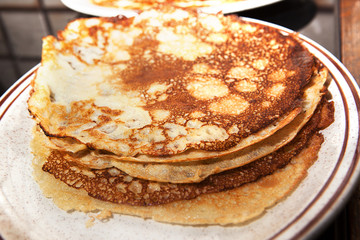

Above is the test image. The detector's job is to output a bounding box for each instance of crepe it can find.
[42,105,300,163]
[32,98,334,207]
[31,108,332,224]
[36,66,329,183]
[28,6,335,226]
[33,135,323,226]
[28,6,315,159]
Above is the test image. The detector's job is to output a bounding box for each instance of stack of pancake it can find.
[28,6,334,225]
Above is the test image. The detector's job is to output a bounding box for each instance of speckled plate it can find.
[0,19,360,240]
[60,0,283,17]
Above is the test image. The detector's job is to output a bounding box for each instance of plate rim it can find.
[247,17,360,240]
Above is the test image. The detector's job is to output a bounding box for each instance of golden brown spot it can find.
[228,124,239,134]
[209,95,249,115]
[267,83,286,98]
[234,80,257,92]
[192,63,210,74]
[190,111,205,118]
[186,76,229,100]
[262,101,271,108]
[147,182,161,193]
[158,33,213,61]
[227,66,257,79]
[241,24,257,33]
[268,70,286,82]
[128,181,143,194]
[253,59,269,70]
[116,183,127,193]
[199,15,224,31]
[147,83,171,99]
[192,63,220,74]
[207,33,228,44]
[151,109,170,121]
[123,175,133,182]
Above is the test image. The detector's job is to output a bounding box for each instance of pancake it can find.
[36,65,329,183]
[28,7,315,159]
[32,134,323,225]
[31,98,334,224]
[28,6,335,226]
[42,105,300,163]
[32,134,324,225]
[32,98,334,206]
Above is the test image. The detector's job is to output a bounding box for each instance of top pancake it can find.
[28,6,315,157]
[36,66,328,183]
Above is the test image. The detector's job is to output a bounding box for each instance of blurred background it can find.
[0,0,345,239]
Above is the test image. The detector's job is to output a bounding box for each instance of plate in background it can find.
[60,0,283,17]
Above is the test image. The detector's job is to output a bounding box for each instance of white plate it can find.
[60,0,283,17]
[0,19,360,240]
